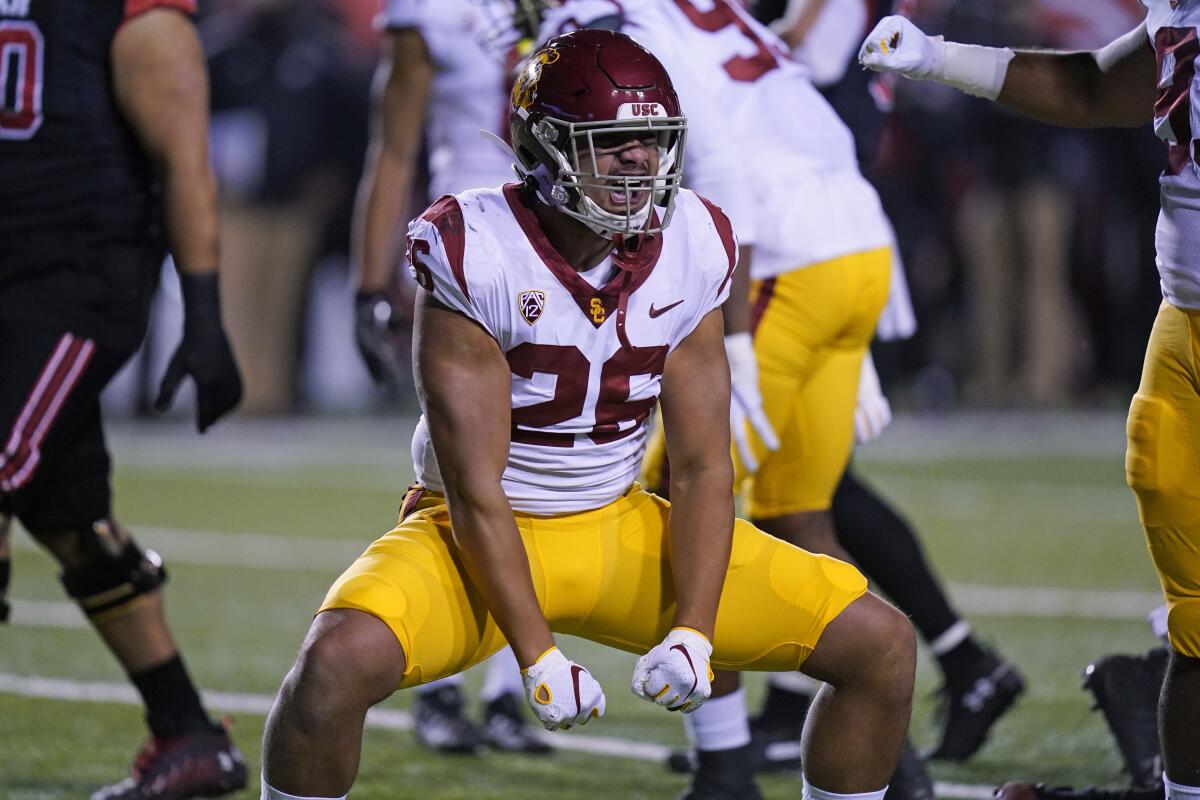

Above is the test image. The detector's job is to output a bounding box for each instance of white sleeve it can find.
[674,71,760,247]
[378,0,423,31]
[406,200,501,342]
[788,0,868,87]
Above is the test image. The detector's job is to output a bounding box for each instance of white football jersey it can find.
[539,0,894,279]
[381,0,515,197]
[407,186,737,514]
[1145,0,1200,310]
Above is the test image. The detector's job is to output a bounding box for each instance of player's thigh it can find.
[319,506,509,690]
[574,492,868,670]
[1126,302,1200,657]
[749,347,863,518]
[0,321,130,527]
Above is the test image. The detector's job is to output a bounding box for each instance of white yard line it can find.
[11,523,1163,623]
[0,671,994,798]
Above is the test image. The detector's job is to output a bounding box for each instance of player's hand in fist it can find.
[858,15,945,81]
[631,628,713,714]
[521,647,606,731]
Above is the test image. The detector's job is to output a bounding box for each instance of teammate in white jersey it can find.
[260,30,915,800]
[862,5,1200,799]
[349,0,545,758]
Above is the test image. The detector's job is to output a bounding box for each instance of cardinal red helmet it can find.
[508,29,687,238]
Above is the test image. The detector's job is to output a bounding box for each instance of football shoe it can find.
[414,685,486,754]
[482,692,553,754]
[884,742,935,800]
[678,745,765,800]
[925,648,1025,761]
[995,782,1164,800]
[91,722,247,800]
[1082,647,1167,788]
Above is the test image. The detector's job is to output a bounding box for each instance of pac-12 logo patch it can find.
[518,290,546,324]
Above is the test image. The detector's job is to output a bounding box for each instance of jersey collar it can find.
[503,183,663,329]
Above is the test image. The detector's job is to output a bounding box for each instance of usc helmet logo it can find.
[512,47,561,111]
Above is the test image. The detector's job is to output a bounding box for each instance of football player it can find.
[0,1,245,798]
[260,30,916,800]
[862,5,1200,800]
[350,0,547,757]
[729,0,1026,773]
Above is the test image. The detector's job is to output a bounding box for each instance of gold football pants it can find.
[319,484,867,689]
[1126,301,1200,658]
[643,247,891,518]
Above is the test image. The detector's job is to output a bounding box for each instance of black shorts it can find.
[0,319,136,532]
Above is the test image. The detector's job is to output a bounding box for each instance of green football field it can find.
[0,413,1165,799]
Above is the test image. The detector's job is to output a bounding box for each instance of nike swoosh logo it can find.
[670,644,699,704]
[648,299,684,319]
[570,665,585,714]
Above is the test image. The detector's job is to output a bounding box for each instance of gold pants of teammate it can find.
[1126,301,1200,658]
[644,248,892,518]
[319,485,867,689]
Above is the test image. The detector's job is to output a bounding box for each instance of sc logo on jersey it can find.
[518,290,546,325]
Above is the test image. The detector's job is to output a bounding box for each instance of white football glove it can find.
[521,647,606,731]
[854,353,892,444]
[858,15,945,81]
[726,333,780,473]
[631,628,714,714]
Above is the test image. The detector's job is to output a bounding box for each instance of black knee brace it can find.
[56,518,167,622]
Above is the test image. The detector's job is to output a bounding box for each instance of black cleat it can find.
[926,650,1024,761]
[747,720,804,773]
[91,723,247,800]
[1082,647,1166,788]
[666,748,698,774]
[482,692,553,754]
[884,741,935,800]
[413,685,485,755]
[995,782,1164,800]
[678,745,765,800]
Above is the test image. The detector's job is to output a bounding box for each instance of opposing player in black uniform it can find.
[0,1,246,798]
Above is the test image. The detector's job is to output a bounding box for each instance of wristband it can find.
[935,38,1015,101]
[179,271,222,327]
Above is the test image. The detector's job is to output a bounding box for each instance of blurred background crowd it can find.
[110,0,1165,418]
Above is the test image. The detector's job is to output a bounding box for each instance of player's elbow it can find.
[668,451,734,498]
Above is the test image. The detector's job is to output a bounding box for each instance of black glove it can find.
[355,290,406,392]
[155,272,243,433]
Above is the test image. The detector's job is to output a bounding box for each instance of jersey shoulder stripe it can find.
[694,193,738,294]
[421,195,470,301]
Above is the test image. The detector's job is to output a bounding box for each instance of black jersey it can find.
[0,0,195,346]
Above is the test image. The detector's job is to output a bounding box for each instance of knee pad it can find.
[54,518,167,622]
[1126,394,1200,527]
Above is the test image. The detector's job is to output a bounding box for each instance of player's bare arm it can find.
[860,17,1156,129]
[112,8,217,274]
[658,308,736,640]
[997,25,1156,129]
[354,29,435,295]
[113,7,241,432]
[413,292,555,669]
